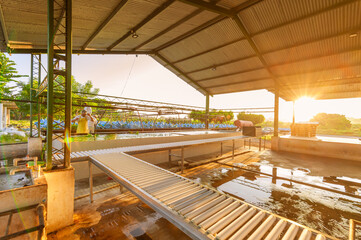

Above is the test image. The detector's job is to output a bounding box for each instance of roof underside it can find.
[1,0,361,101]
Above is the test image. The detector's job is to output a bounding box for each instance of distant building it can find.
[0,101,18,130]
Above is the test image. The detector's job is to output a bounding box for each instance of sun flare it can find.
[294,97,318,122]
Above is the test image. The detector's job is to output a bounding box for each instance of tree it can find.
[12,76,100,120]
[237,112,265,125]
[0,53,25,98]
[311,113,351,130]
[189,110,234,123]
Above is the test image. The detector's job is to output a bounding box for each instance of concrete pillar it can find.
[292,100,295,125]
[273,85,279,137]
[44,167,75,233]
[272,84,280,151]
[205,94,210,129]
[28,137,43,159]
[6,108,10,125]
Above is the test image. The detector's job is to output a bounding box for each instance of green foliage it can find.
[0,53,25,97]
[237,112,265,125]
[189,110,234,123]
[0,132,28,144]
[311,113,351,130]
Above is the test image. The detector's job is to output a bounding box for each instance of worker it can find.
[71,110,95,134]
[83,103,96,134]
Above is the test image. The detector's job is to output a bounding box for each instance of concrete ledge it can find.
[277,136,361,162]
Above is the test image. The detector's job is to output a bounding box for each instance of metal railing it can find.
[0,204,45,240]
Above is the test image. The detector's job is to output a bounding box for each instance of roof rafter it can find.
[107,0,175,51]
[186,25,361,75]
[194,46,361,83]
[203,77,271,89]
[173,37,244,64]
[232,16,278,83]
[177,0,233,17]
[155,15,225,52]
[132,8,203,51]
[196,66,265,82]
[8,48,152,55]
[154,53,210,96]
[82,0,128,50]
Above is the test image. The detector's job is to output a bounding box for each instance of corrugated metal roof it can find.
[2,0,361,100]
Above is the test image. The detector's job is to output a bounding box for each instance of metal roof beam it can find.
[7,48,152,55]
[187,26,361,75]
[107,0,175,50]
[203,77,271,88]
[0,3,8,49]
[82,0,128,50]
[196,66,265,82]
[155,15,225,52]
[232,15,278,83]
[132,9,203,51]
[173,37,244,64]
[187,54,258,74]
[177,0,233,17]
[154,53,210,96]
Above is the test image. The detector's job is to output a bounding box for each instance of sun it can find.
[294,97,318,122]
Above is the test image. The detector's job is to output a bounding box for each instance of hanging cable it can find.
[120,55,137,96]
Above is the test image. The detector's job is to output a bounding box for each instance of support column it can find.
[30,54,34,137]
[64,0,72,168]
[205,93,209,129]
[37,55,42,136]
[274,84,279,137]
[46,0,54,170]
[292,100,295,125]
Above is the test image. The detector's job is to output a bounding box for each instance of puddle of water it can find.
[215,161,361,240]
[0,170,32,191]
[75,196,191,240]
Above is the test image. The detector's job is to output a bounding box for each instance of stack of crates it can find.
[291,122,318,137]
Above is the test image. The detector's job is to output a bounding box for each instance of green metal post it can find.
[274,84,279,137]
[205,93,209,129]
[46,0,54,170]
[37,55,41,137]
[29,54,34,137]
[64,0,72,168]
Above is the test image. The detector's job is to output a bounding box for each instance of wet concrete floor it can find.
[49,149,361,240]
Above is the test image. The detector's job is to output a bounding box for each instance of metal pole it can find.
[205,93,209,129]
[274,84,279,137]
[46,0,54,170]
[168,149,171,168]
[30,54,34,137]
[349,219,355,240]
[64,0,72,168]
[37,55,41,137]
[181,147,184,174]
[89,161,93,203]
[232,139,235,159]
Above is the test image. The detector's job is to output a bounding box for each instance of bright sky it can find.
[7,53,361,122]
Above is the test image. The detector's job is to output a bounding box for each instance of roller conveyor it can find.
[90,152,336,240]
